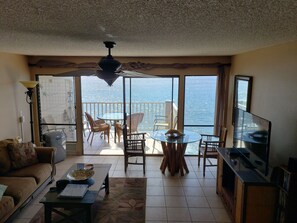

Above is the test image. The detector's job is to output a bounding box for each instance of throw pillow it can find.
[7,142,39,169]
[0,139,18,175]
[0,184,7,201]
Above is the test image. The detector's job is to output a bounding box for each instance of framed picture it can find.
[233,75,253,123]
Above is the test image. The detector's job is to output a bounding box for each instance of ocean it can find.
[81,76,217,126]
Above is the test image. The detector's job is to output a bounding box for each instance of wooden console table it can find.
[216,148,277,223]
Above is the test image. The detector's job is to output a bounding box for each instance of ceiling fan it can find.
[58,41,153,86]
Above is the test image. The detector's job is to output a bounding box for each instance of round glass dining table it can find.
[151,130,201,176]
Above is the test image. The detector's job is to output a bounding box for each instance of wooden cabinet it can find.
[217,148,277,223]
[275,166,297,223]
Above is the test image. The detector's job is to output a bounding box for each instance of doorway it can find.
[81,76,179,155]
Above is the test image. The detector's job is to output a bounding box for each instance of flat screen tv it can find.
[233,108,272,176]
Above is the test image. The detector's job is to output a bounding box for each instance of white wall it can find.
[0,52,31,141]
[228,41,297,167]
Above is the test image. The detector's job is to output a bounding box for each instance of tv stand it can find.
[216,148,277,223]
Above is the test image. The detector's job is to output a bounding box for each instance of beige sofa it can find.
[0,139,56,223]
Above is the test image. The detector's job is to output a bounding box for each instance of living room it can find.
[2,41,296,169]
[1,1,297,222]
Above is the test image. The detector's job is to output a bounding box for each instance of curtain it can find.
[214,65,230,135]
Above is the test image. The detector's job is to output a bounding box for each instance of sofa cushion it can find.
[0,177,37,204]
[7,142,39,169]
[0,139,18,175]
[0,196,15,221]
[0,184,7,200]
[5,163,52,185]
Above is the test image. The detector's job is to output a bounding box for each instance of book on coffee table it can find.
[58,184,88,199]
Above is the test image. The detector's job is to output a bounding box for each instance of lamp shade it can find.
[20,81,38,89]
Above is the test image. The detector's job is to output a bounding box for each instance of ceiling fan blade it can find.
[53,69,97,77]
[118,70,157,78]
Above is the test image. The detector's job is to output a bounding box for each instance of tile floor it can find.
[14,155,232,223]
[83,131,199,156]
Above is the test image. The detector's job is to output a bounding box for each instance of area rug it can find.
[30,177,146,223]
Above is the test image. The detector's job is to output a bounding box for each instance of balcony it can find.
[82,100,186,155]
[82,100,177,131]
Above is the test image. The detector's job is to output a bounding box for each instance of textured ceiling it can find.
[0,0,296,57]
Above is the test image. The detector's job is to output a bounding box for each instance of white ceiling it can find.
[0,0,296,57]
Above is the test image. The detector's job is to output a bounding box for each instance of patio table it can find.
[100,112,124,143]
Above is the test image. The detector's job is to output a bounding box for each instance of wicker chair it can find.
[85,112,110,144]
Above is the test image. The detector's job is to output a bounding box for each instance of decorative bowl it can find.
[165,129,184,139]
[67,169,94,181]
[165,133,182,139]
[84,164,94,170]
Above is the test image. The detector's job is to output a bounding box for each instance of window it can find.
[37,75,76,142]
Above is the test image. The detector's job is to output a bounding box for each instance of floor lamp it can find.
[20,81,38,143]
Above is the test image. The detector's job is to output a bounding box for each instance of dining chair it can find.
[115,113,144,142]
[85,112,111,145]
[198,126,228,177]
[122,124,146,174]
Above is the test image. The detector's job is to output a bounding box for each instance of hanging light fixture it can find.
[96,41,121,86]
[19,81,38,143]
[96,70,119,86]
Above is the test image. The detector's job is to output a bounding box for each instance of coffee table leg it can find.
[44,205,52,223]
[105,174,109,194]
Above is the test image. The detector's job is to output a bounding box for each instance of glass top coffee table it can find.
[40,163,111,223]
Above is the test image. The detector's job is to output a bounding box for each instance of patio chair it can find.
[122,124,146,174]
[85,112,110,145]
[153,115,177,131]
[152,115,177,147]
[198,126,228,177]
[115,113,144,142]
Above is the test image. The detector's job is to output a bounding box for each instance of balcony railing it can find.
[82,101,177,131]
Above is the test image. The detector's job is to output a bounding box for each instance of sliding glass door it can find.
[80,76,179,155]
[81,76,124,155]
[184,75,217,154]
[124,77,179,132]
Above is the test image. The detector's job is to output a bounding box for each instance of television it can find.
[233,108,272,176]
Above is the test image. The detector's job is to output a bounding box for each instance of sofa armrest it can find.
[35,147,56,178]
[35,147,55,163]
